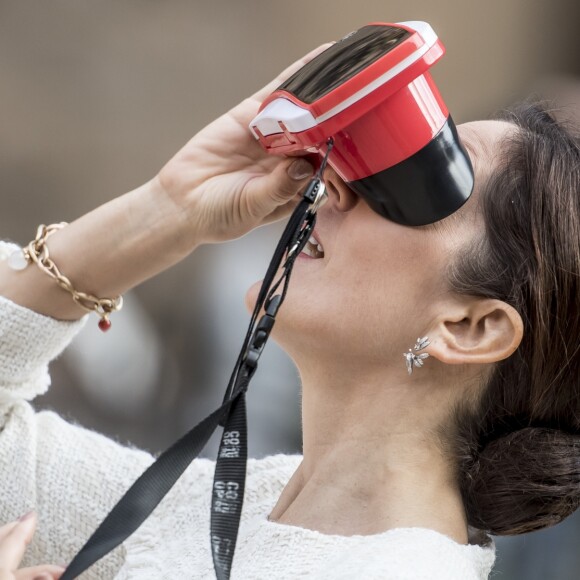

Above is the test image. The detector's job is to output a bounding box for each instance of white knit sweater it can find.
[0,242,495,579]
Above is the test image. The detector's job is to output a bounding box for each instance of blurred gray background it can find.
[1,1,579,578]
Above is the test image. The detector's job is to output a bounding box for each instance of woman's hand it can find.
[156,43,331,246]
[0,513,64,580]
[0,43,332,321]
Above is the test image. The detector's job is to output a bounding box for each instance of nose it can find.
[323,167,359,213]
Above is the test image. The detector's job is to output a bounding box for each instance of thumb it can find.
[244,158,314,219]
[0,512,36,570]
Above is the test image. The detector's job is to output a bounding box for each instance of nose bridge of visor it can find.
[346,116,474,226]
[321,70,474,226]
[325,71,449,184]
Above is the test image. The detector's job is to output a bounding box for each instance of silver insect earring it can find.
[403,336,431,375]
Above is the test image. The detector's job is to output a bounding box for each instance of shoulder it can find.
[247,453,302,478]
[320,528,495,580]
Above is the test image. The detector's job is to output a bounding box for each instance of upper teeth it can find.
[301,235,324,258]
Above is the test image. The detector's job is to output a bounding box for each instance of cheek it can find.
[243,208,451,361]
[327,256,417,338]
[320,230,447,343]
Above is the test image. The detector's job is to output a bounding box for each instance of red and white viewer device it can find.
[250,21,474,226]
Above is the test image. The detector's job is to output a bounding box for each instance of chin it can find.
[244,279,263,314]
[244,280,322,367]
[243,277,300,356]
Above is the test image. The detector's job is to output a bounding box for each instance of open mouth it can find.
[300,234,324,259]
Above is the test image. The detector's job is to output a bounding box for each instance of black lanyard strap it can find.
[211,384,248,580]
[61,142,333,580]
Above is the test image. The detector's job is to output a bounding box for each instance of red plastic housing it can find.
[251,22,449,183]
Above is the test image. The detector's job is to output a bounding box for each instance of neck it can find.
[269,355,468,544]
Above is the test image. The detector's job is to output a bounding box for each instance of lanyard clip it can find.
[302,178,327,215]
[243,295,282,372]
[285,211,316,262]
[308,182,327,215]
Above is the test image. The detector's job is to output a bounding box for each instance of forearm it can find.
[0,177,197,321]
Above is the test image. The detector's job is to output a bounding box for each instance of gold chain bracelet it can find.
[8,223,123,332]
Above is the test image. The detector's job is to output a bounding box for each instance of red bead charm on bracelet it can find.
[17,223,123,333]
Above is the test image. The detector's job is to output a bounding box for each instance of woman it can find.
[0,44,578,578]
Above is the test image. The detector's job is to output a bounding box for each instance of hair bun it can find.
[463,427,580,535]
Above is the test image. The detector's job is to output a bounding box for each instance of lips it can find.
[300,230,324,259]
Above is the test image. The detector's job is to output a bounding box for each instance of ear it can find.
[428,298,524,365]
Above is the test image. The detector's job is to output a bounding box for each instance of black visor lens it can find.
[348,117,474,226]
[278,25,410,104]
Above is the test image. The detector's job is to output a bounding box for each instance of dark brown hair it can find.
[449,102,580,535]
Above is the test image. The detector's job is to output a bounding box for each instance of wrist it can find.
[134,176,202,259]
[0,181,200,322]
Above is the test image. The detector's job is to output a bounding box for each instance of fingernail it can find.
[288,159,313,180]
[33,574,52,580]
[19,510,35,522]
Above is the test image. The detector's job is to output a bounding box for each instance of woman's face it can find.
[249,120,514,367]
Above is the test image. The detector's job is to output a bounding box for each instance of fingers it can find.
[15,564,65,579]
[243,158,314,222]
[0,514,64,580]
[0,512,36,571]
[251,43,333,102]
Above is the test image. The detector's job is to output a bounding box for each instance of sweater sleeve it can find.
[0,242,89,403]
[0,242,155,578]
